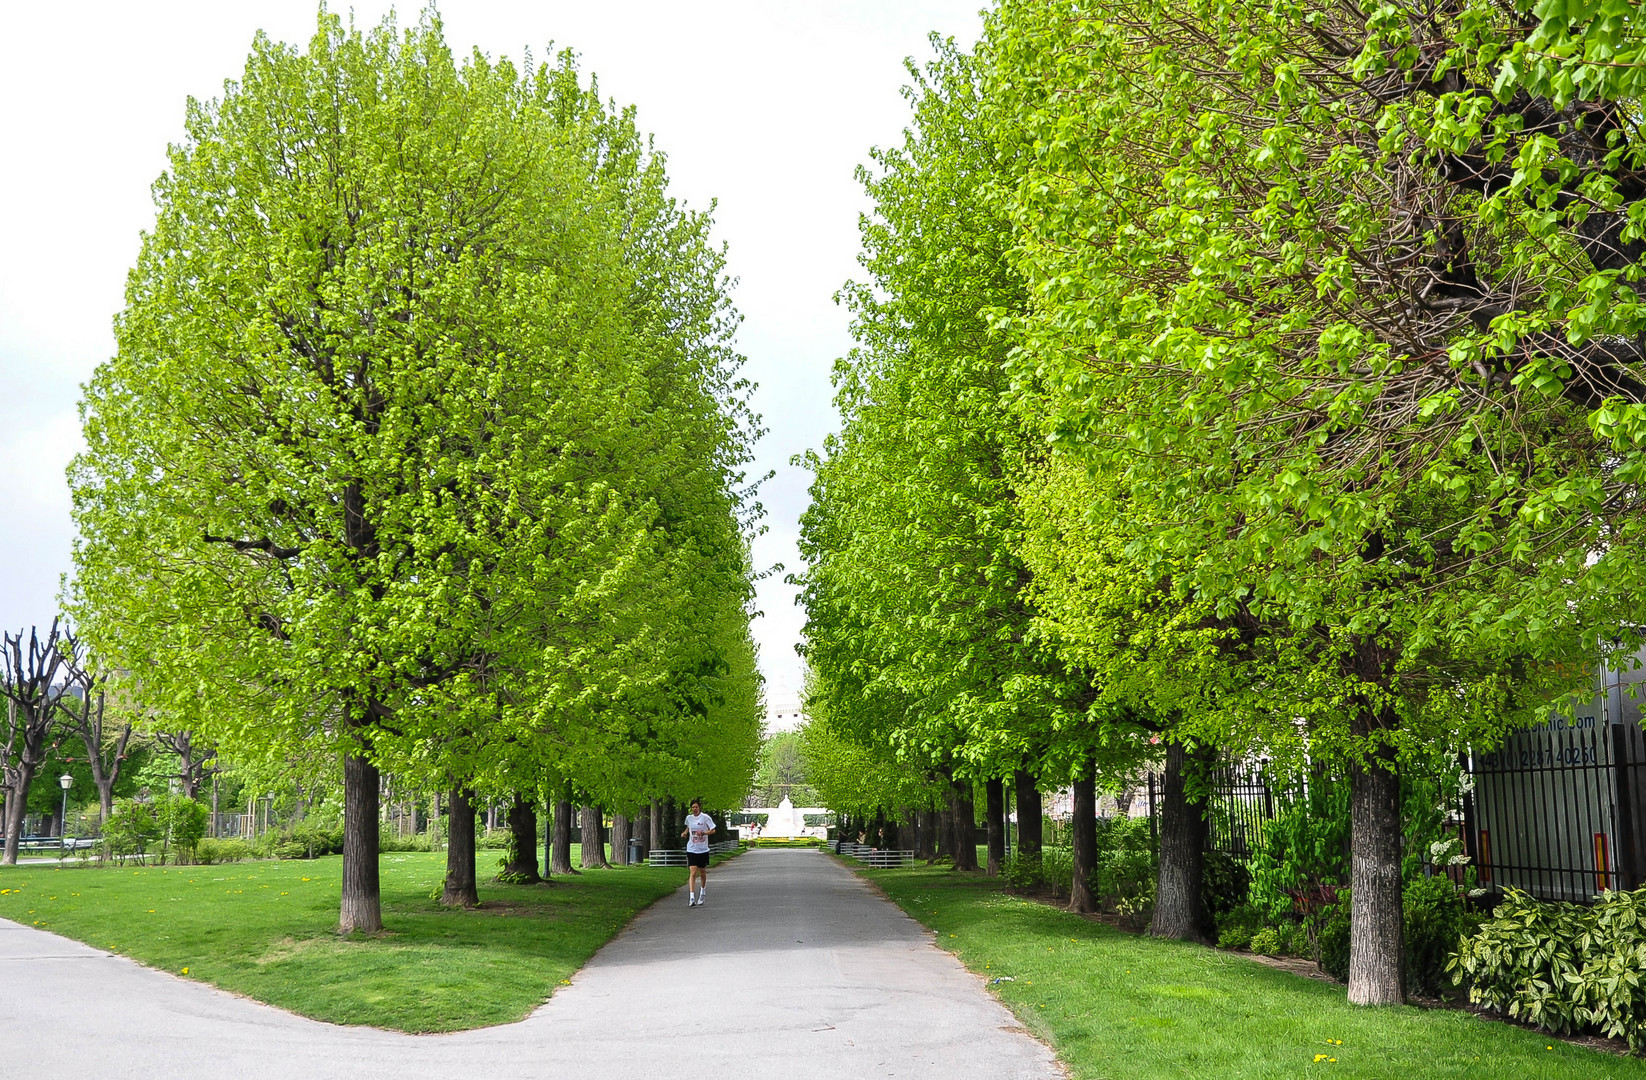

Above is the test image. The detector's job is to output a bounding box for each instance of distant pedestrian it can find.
[682,798,715,906]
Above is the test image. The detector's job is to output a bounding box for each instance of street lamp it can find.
[58,774,73,851]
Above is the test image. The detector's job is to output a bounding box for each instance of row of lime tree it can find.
[797,0,1646,1007]
[48,10,762,930]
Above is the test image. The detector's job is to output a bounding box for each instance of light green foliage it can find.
[797,713,943,819]
[749,730,819,807]
[797,36,1104,814]
[69,8,762,878]
[103,798,160,862]
[986,0,1640,765]
[1453,886,1646,1048]
[158,795,210,862]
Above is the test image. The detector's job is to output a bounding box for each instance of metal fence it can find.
[1463,717,1646,901]
[1182,717,1646,904]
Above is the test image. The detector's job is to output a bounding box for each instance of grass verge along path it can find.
[0,850,688,1032]
[861,864,1643,1079]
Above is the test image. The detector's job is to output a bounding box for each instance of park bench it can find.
[13,836,97,856]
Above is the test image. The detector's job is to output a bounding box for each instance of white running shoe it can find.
[696,890,705,905]
[687,893,695,907]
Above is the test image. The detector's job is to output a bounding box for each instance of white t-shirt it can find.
[684,812,716,854]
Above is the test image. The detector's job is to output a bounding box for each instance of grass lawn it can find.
[0,848,695,1032]
[859,863,1645,1080]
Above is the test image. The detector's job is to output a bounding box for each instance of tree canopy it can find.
[71,8,761,929]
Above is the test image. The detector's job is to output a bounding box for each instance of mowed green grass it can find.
[861,864,1644,1080]
[0,849,688,1032]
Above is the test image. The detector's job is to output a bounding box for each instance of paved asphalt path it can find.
[1,848,1062,1080]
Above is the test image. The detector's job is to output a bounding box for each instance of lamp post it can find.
[58,774,73,851]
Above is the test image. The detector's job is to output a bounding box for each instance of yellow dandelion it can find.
[181,967,190,975]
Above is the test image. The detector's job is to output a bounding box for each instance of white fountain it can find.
[762,795,807,838]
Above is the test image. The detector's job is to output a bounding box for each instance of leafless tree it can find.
[0,621,79,864]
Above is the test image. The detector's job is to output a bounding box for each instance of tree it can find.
[750,731,818,807]
[72,10,719,932]
[985,0,1624,1001]
[55,660,136,825]
[0,622,78,865]
[796,37,1103,888]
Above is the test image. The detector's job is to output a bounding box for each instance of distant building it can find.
[765,701,806,733]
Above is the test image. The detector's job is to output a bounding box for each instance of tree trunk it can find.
[1151,740,1212,941]
[649,798,662,856]
[1014,769,1042,858]
[580,804,610,869]
[1349,711,1405,1005]
[985,777,1006,876]
[634,804,651,859]
[501,795,540,883]
[918,807,938,861]
[610,811,632,866]
[1071,762,1098,913]
[551,796,577,875]
[441,786,479,907]
[542,796,553,876]
[2,758,38,866]
[340,749,383,933]
[949,779,979,871]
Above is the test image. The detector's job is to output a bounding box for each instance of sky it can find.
[0,1,986,718]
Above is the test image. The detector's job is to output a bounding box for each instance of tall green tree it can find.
[984,0,1642,1001]
[72,10,760,931]
[799,38,1114,884]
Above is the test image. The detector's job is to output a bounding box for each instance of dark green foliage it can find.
[288,822,343,858]
[1003,851,1050,893]
[1317,897,1352,981]
[1215,902,1266,951]
[1402,874,1475,997]
[1248,780,1350,921]
[1451,887,1646,1049]
[1090,816,1157,909]
[1201,848,1251,922]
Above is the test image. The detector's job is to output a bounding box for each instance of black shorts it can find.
[686,850,710,868]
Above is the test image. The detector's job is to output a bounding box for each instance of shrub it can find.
[1218,925,1255,951]
[1003,852,1049,892]
[158,795,210,865]
[194,838,249,864]
[380,832,433,853]
[1404,873,1475,997]
[1451,886,1646,1050]
[104,798,162,864]
[1317,897,1351,980]
[1202,849,1251,921]
[1248,781,1350,921]
[289,822,343,858]
[1250,927,1283,956]
[1040,847,1074,900]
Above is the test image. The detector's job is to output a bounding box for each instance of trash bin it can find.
[628,837,644,864]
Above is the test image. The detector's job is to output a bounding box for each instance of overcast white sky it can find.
[0,2,985,715]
